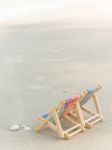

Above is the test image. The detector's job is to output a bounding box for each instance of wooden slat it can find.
[65,124,81,133]
[85,114,100,123]
[81,106,96,116]
[68,128,82,137]
[91,118,102,125]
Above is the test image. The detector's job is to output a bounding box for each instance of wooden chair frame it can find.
[78,85,104,128]
[36,97,85,140]
[81,92,104,128]
[36,85,104,139]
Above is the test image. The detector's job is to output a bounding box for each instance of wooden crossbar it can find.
[81,106,96,116]
[91,118,102,125]
[65,128,83,139]
[64,124,81,133]
[85,114,100,123]
[69,128,83,136]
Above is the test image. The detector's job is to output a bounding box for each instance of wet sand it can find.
[0,23,112,150]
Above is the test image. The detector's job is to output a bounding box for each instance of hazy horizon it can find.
[0,0,112,27]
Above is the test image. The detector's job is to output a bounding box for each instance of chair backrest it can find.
[80,85,102,106]
[80,90,94,106]
[58,96,80,118]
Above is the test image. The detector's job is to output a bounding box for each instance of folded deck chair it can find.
[70,85,104,128]
[36,95,85,140]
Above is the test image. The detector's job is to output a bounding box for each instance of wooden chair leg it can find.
[52,110,64,138]
[75,102,85,131]
[92,94,104,120]
[36,121,48,131]
[36,116,58,132]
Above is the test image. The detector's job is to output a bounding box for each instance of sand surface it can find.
[0,23,112,150]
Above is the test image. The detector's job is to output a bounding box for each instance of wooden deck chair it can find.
[36,96,85,140]
[70,85,104,129]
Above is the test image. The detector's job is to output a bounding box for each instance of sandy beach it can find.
[0,22,112,150]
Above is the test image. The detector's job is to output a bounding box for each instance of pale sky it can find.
[0,0,112,26]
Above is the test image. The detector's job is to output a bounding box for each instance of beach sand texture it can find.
[0,23,112,150]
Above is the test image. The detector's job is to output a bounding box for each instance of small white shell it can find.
[10,124,20,131]
[23,126,31,131]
